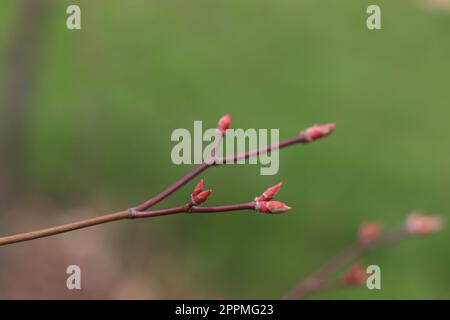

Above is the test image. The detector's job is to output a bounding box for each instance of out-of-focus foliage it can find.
[0,0,449,299]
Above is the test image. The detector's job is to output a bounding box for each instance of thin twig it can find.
[0,202,256,246]
[0,210,130,246]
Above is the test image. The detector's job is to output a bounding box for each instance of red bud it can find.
[302,122,336,141]
[217,114,232,133]
[255,200,291,214]
[358,222,382,243]
[192,189,213,205]
[192,179,204,197]
[257,182,283,201]
[405,212,444,236]
[343,264,367,286]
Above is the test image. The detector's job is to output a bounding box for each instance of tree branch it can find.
[134,120,334,212]
[1,114,327,246]
[0,202,257,246]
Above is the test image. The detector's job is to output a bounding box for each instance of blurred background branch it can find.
[284,212,444,299]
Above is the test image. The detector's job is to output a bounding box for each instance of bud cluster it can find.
[191,179,213,205]
[254,183,291,214]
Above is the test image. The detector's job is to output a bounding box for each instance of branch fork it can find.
[0,114,335,246]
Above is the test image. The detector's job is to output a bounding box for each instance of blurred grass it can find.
[1,0,450,298]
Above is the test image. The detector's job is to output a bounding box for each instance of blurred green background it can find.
[0,0,449,299]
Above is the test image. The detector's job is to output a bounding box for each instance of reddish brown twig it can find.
[0,202,256,246]
[283,211,444,299]
[1,114,327,246]
[0,179,291,246]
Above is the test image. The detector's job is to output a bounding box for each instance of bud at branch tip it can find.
[255,200,291,214]
[217,114,232,133]
[358,222,382,243]
[302,122,336,142]
[343,264,367,286]
[405,211,444,236]
[192,179,204,197]
[257,182,283,201]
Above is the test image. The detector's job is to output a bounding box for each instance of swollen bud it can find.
[405,212,444,236]
[358,222,382,243]
[301,122,336,142]
[192,179,204,197]
[217,114,232,133]
[192,189,213,205]
[343,264,367,286]
[191,179,212,205]
[255,200,291,214]
[256,182,283,201]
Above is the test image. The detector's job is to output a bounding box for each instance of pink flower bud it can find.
[343,264,367,286]
[191,189,213,205]
[405,212,444,236]
[358,222,382,243]
[217,114,232,133]
[301,122,336,141]
[192,179,204,197]
[255,200,291,214]
[256,182,283,201]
